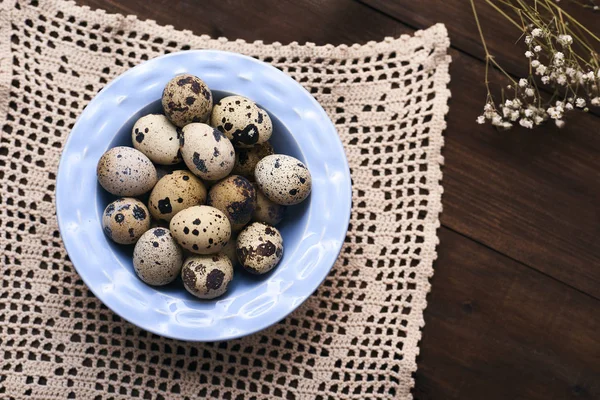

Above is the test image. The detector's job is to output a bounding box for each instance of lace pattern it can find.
[0,1,451,398]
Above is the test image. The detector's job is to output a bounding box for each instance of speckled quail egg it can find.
[232,141,274,179]
[207,175,256,231]
[170,205,231,254]
[210,96,272,148]
[180,123,235,181]
[252,184,286,225]
[133,228,183,286]
[97,146,157,196]
[102,198,151,245]
[236,222,283,275]
[162,74,212,127]
[220,233,238,266]
[131,114,182,165]
[181,254,233,299]
[148,170,207,222]
[255,155,312,205]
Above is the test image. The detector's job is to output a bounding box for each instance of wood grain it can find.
[417,228,600,400]
[78,0,411,45]
[442,51,600,298]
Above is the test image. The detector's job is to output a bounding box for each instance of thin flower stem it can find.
[471,0,491,56]
[490,57,518,84]
[546,1,600,42]
[485,0,524,30]
[474,0,599,129]
[472,0,518,87]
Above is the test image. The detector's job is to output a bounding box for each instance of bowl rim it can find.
[56,49,352,341]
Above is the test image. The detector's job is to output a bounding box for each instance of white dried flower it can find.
[584,71,595,81]
[575,98,586,108]
[491,114,503,126]
[525,51,534,58]
[534,115,545,125]
[531,60,540,68]
[591,97,600,106]
[504,99,514,107]
[524,109,533,117]
[534,45,542,52]
[510,110,520,121]
[525,88,535,97]
[525,35,533,44]
[476,115,486,124]
[518,78,528,87]
[519,119,533,129]
[565,102,574,111]
[553,52,565,66]
[484,103,494,112]
[536,64,547,75]
[555,120,565,128]
[541,76,550,84]
[547,106,563,119]
[558,34,573,47]
[556,75,567,85]
[565,67,576,77]
[531,28,543,37]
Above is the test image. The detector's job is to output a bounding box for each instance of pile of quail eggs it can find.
[97,74,311,300]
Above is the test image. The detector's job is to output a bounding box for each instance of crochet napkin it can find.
[0,1,451,398]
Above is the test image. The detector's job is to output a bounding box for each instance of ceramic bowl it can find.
[56,50,351,341]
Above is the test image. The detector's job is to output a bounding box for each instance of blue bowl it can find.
[56,50,352,341]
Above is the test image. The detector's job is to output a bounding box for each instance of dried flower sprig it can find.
[471,0,600,129]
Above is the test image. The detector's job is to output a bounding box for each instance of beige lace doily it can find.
[0,1,451,398]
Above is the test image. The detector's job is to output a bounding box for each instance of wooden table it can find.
[77,1,600,399]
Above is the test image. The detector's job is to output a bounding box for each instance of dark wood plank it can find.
[361,0,600,87]
[441,50,600,298]
[417,228,600,400]
[78,0,411,45]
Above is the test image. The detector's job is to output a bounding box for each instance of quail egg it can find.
[236,222,283,275]
[170,205,231,254]
[210,96,272,148]
[207,175,256,231]
[162,74,212,127]
[97,146,157,196]
[133,228,183,286]
[132,114,182,165]
[252,184,286,225]
[102,198,151,244]
[180,123,235,181]
[181,253,233,299]
[232,141,274,179]
[148,170,207,222]
[255,155,311,205]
